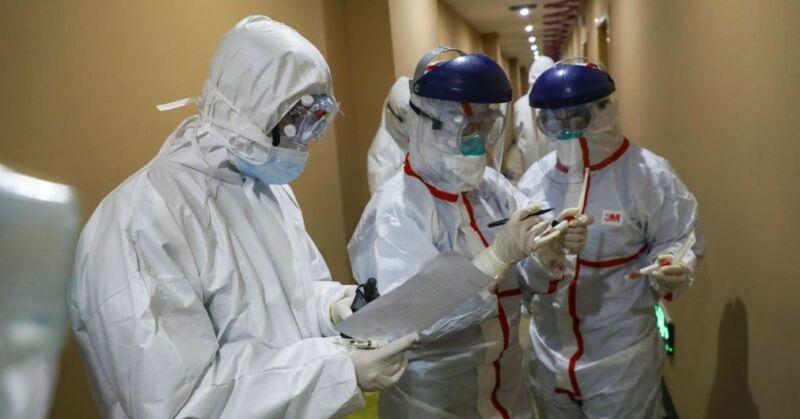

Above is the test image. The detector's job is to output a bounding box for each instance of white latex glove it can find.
[650,254,690,292]
[532,208,593,272]
[330,286,357,326]
[557,208,594,254]
[347,333,418,391]
[472,204,551,280]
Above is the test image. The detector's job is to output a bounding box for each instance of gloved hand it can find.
[650,254,690,292]
[532,208,593,272]
[347,333,418,391]
[330,286,357,326]
[472,204,551,280]
[557,208,593,254]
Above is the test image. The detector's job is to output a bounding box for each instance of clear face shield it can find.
[533,59,623,183]
[410,96,508,192]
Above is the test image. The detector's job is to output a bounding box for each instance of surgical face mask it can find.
[554,139,582,168]
[440,154,486,190]
[233,146,309,185]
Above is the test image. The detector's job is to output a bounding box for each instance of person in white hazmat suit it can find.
[69,16,416,419]
[506,56,555,181]
[348,47,591,419]
[518,61,703,418]
[367,76,412,194]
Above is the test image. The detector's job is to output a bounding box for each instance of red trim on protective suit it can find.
[462,193,510,419]
[403,155,458,202]
[555,138,630,173]
[552,137,638,400]
[497,288,522,298]
[578,246,645,268]
[461,193,490,247]
[547,278,562,294]
[565,261,585,398]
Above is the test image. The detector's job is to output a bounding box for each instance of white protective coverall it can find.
[518,98,703,418]
[508,57,555,180]
[348,104,532,418]
[69,16,364,419]
[1,165,78,419]
[367,76,411,194]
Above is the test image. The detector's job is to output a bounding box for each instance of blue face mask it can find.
[555,130,584,140]
[233,147,309,185]
[460,133,487,156]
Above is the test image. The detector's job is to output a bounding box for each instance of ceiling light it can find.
[519,7,530,16]
[530,45,538,51]
[525,24,534,32]
[528,36,536,43]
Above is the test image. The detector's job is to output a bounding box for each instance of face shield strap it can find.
[410,46,467,94]
[271,125,281,146]
[387,104,404,123]
[409,100,443,130]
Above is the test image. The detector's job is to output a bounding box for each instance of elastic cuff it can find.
[472,247,510,279]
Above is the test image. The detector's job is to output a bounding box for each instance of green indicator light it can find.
[655,304,675,355]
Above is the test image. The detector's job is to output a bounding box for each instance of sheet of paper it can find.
[336,251,494,341]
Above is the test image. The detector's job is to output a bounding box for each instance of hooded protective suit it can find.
[519,85,703,417]
[69,16,364,419]
[508,56,555,180]
[348,49,534,418]
[367,77,411,194]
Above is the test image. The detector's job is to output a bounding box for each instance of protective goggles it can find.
[410,101,505,156]
[272,94,339,146]
[536,104,593,140]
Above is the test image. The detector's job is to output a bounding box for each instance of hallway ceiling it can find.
[442,0,577,66]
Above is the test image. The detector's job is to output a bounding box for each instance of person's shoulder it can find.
[518,152,557,192]
[370,171,436,215]
[513,95,530,114]
[623,142,681,183]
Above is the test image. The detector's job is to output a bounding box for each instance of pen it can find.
[487,207,555,228]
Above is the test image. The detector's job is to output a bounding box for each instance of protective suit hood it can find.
[529,56,555,86]
[167,16,333,162]
[382,76,411,149]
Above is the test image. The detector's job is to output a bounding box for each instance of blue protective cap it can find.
[412,49,512,104]
[529,64,616,109]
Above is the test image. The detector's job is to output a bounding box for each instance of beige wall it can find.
[437,0,483,54]
[324,0,397,237]
[566,0,800,417]
[388,0,439,78]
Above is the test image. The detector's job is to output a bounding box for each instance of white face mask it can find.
[554,139,581,167]
[233,146,309,185]
[439,153,486,191]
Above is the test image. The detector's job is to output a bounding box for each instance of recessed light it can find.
[525,24,534,32]
[519,7,530,16]
[528,36,536,43]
